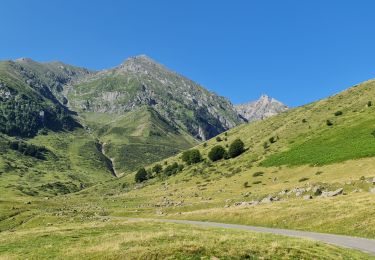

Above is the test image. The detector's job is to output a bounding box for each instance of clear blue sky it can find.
[1,0,375,107]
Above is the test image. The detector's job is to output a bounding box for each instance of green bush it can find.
[163,162,183,176]
[326,120,333,126]
[208,145,227,162]
[228,138,245,158]
[216,136,223,142]
[181,149,202,165]
[367,101,372,107]
[135,168,148,183]
[269,136,277,143]
[152,164,163,174]
[334,111,343,116]
[252,171,264,177]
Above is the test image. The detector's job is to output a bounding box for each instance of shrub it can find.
[203,143,207,147]
[181,149,202,165]
[298,177,309,182]
[326,120,333,126]
[135,168,148,183]
[228,138,245,158]
[334,111,343,116]
[243,181,250,188]
[252,171,264,177]
[302,118,307,123]
[263,142,269,149]
[252,180,262,184]
[152,164,163,174]
[367,101,372,107]
[163,162,183,176]
[216,136,222,142]
[269,136,277,143]
[208,145,226,161]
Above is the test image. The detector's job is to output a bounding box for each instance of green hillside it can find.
[80,106,197,174]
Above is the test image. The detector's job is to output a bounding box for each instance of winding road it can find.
[127,218,375,256]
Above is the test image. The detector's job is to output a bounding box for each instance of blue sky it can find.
[1,0,375,107]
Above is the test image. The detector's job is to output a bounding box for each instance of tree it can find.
[152,164,163,174]
[135,168,148,183]
[163,162,183,176]
[181,149,202,165]
[228,138,245,158]
[208,145,226,161]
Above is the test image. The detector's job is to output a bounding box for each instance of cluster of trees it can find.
[0,94,79,137]
[135,162,184,183]
[208,138,245,161]
[0,97,42,137]
[8,140,48,160]
[135,138,245,183]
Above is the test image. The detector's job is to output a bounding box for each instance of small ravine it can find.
[97,142,117,177]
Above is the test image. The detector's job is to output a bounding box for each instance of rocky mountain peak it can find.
[15,57,36,63]
[118,54,166,74]
[235,95,288,122]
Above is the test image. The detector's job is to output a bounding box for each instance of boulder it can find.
[370,187,375,193]
[261,197,272,204]
[321,188,343,197]
[303,195,313,200]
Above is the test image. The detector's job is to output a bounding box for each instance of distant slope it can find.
[0,129,115,198]
[0,59,89,137]
[67,55,243,141]
[65,55,244,174]
[235,95,288,122]
[81,106,197,173]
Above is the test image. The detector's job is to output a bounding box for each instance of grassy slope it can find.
[80,106,197,174]
[0,129,114,199]
[0,218,372,259]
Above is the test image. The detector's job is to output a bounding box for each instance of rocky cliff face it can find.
[67,55,244,140]
[235,95,288,122]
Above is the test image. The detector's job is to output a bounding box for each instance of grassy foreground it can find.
[0,219,373,259]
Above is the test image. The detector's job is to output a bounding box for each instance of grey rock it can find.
[321,188,343,197]
[235,95,288,122]
[370,187,375,193]
[303,195,313,200]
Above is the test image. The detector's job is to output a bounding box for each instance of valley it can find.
[1,56,375,259]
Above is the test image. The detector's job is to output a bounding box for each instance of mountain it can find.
[63,55,245,173]
[235,94,288,121]
[67,55,243,141]
[0,55,246,193]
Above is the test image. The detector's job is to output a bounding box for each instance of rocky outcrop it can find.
[235,95,288,122]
